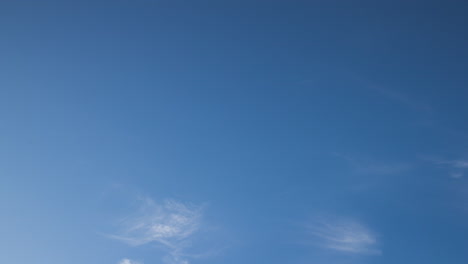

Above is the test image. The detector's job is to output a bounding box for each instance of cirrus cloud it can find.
[306,216,381,255]
[109,197,204,264]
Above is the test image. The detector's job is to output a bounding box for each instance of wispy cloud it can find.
[350,74,432,113]
[119,259,142,264]
[306,216,381,255]
[109,197,204,264]
[431,158,468,179]
[446,160,468,179]
[334,153,411,175]
[449,160,468,169]
[451,172,464,179]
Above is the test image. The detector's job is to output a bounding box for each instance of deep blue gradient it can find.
[1,1,468,264]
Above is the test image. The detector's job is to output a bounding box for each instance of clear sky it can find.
[1,1,468,264]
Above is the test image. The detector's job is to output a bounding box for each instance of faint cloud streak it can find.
[434,158,468,179]
[351,74,432,113]
[334,153,411,175]
[306,216,381,255]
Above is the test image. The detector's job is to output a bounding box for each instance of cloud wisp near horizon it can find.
[109,197,205,264]
[305,216,381,256]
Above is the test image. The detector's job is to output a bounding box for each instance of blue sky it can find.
[1,1,468,263]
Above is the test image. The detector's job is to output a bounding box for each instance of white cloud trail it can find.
[306,216,381,255]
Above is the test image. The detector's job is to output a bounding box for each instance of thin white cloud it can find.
[110,197,204,264]
[350,74,432,113]
[334,153,411,175]
[352,160,410,175]
[432,158,468,179]
[451,160,468,169]
[119,259,142,264]
[306,216,381,255]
